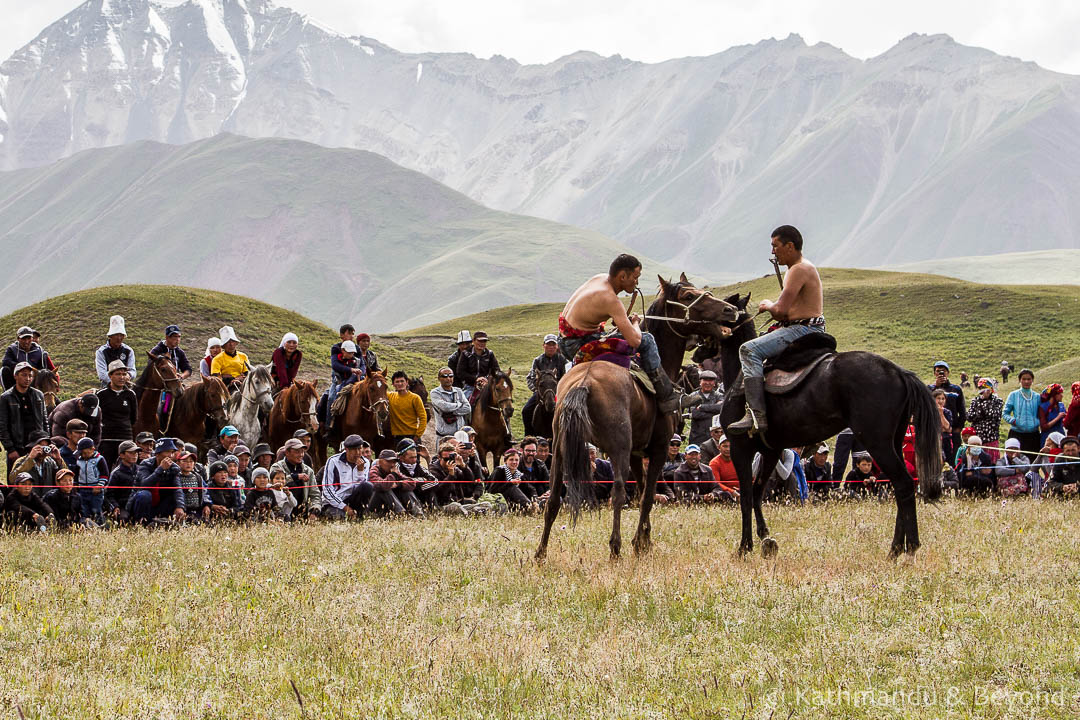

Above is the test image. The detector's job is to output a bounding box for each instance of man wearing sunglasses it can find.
[430,366,471,446]
[428,442,480,505]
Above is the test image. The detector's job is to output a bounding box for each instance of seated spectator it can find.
[270,439,320,518]
[59,419,89,470]
[222,455,244,496]
[953,435,996,495]
[708,435,740,500]
[47,394,101,447]
[208,461,244,521]
[244,468,282,521]
[356,333,381,376]
[967,378,1004,460]
[12,431,63,489]
[325,340,362,430]
[135,431,155,462]
[954,426,978,466]
[428,442,480,507]
[698,418,725,466]
[1028,431,1065,499]
[208,425,241,466]
[210,326,250,390]
[844,452,882,499]
[150,325,192,380]
[1038,384,1066,445]
[271,333,302,390]
[233,445,252,486]
[393,441,428,517]
[673,445,727,503]
[128,438,186,525]
[754,449,802,501]
[802,444,835,498]
[250,443,274,473]
[995,437,1033,497]
[519,438,550,500]
[1047,436,1080,497]
[73,437,109,524]
[274,429,315,465]
[661,434,684,492]
[537,438,551,470]
[43,468,86,529]
[321,435,372,520]
[175,451,212,522]
[104,440,140,523]
[489,449,537,512]
[366,449,407,516]
[447,331,472,385]
[687,370,724,445]
[3,472,53,530]
[456,435,488,483]
[267,467,298,520]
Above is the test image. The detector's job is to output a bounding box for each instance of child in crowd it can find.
[244,468,281,521]
[4,473,54,530]
[844,452,881,498]
[43,468,87,529]
[209,461,244,521]
[222,454,246,503]
[268,467,297,520]
[74,437,109,525]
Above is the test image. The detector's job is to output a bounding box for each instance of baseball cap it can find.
[135,431,155,444]
[473,331,488,341]
[670,434,682,442]
[292,429,311,439]
[815,444,829,454]
[234,445,251,456]
[543,333,558,344]
[14,472,33,484]
[453,430,469,443]
[13,361,35,375]
[76,437,96,450]
[118,440,139,453]
[165,324,181,336]
[219,425,239,438]
[461,426,475,435]
[283,438,306,451]
[933,360,950,370]
[685,444,701,454]
[340,340,357,353]
[16,326,34,338]
[55,468,74,482]
[343,434,365,449]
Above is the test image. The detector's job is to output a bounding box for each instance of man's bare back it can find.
[562,270,641,346]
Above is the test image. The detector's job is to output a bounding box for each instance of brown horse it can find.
[32,368,61,414]
[317,371,391,466]
[408,375,433,422]
[536,275,738,560]
[268,378,320,454]
[167,376,231,455]
[471,370,514,469]
[133,353,186,438]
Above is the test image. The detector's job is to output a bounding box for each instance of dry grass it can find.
[1,498,1079,718]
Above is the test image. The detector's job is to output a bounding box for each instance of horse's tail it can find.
[556,385,595,520]
[903,370,943,501]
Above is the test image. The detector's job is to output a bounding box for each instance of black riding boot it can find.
[647,367,684,413]
[728,377,767,435]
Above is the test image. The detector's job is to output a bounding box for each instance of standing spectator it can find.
[47,394,101,447]
[953,436,995,495]
[928,361,966,455]
[1047,436,1080,496]
[931,389,955,462]
[4,473,54,530]
[967,378,1004,459]
[687,370,724,445]
[73,437,109,523]
[94,316,135,386]
[150,325,192,380]
[387,371,427,447]
[1064,382,1080,438]
[429,367,471,445]
[1003,369,1042,456]
[522,335,567,436]
[0,362,49,473]
[802,444,835,497]
[200,338,222,379]
[104,440,140,523]
[43,468,86,529]
[698,418,725,466]
[447,331,472,387]
[995,437,1032,496]
[1038,383,1066,445]
[96,360,138,467]
[1000,360,1011,385]
[355,333,381,376]
[455,332,500,401]
[210,326,249,390]
[59,419,89,470]
[271,333,302,390]
[830,427,865,487]
[270,438,320,517]
[2,326,56,390]
[708,435,740,500]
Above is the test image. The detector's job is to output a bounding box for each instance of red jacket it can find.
[271,347,302,388]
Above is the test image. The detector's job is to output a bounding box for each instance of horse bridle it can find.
[282,383,318,424]
[242,372,273,410]
[536,369,558,408]
[642,286,717,339]
[488,378,514,437]
[152,359,185,396]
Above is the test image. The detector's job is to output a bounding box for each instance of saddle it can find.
[329,383,355,417]
[574,339,655,395]
[763,332,838,395]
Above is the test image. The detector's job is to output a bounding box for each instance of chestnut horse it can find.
[316,371,391,467]
[471,370,515,469]
[133,353,186,438]
[168,375,231,456]
[33,368,61,414]
[268,378,320,454]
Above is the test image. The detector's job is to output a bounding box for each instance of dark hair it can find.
[520,436,538,450]
[931,388,946,398]
[1018,368,1034,380]
[339,324,354,335]
[608,254,641,277]
[391,370,408,382]
[538,439,550,448]
[771,225,803,252]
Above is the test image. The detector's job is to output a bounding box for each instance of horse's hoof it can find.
[761,537,778,559]
[737,543,753,558]
[632,539,651,557]
[534,550,547,564]
[886,546,902,562]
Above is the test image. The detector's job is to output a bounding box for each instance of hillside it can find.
[0,285,442,396]
[4,0,1080,271]
[883,250,1080,286]
[397,269,1080,389]
[0,134,640,331]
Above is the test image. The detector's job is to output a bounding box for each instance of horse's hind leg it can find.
[862,439,919,560]
[536,450,564,562]
[609,452,629,560]
[632,441,664,556]
[753,450,779,540]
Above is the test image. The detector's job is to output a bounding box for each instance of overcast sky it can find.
[3,0,1079,74]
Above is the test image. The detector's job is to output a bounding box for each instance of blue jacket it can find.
[150,340,192,375]
[135,457,184,509]
[331,353,364,385]
[1003,388,1041,433]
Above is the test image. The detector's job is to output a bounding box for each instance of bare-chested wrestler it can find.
[728,225,824,434]
[558,254,687,412]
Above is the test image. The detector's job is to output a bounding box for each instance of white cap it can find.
[206,337,222,353]
[543,333,558,344]
[108,315,126,336]
[456,330,472,344]
[218,326,240,344]
[280,332,298,348]
[1004,438,1021,450]
[340,340,357,353]
[1048,432,1065,447]
[453,430,469,443]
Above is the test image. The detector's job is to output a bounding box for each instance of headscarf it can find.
[976,378,994,393]
[280,332,299,349]
[206,337,222,354]
[1043,383,1064,401]
[1071,381,1080,399]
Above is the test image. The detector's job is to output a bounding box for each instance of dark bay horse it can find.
[537,275,739,560]
[168,375,231,455]
[33,369,61,414]
[408,376,433,423]
[471,370,514,469]
[321,371,391,461]
[716,293,942,560]
[133,353,186,438]
[523,368,558,440]
[268,378,320,453]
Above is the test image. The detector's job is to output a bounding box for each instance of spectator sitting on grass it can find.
[209,461,244,520]
[802,444,835,498]
[673,444,724,504]
[954,435,995,495]
[995,437,1032,497]
[4,472,53,530]
[43,468,86,529]
[1047,436,1080,497]
[489,448,537,513]
[844,452,879,499]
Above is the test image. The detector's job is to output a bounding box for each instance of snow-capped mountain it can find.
[3,0,1079,272]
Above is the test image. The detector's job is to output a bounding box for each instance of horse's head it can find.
[247,365,276,414]
[148,352,184,396]
[203,375,230,426]
[291,378,320,434]
[655,274,739,339]
[364,371,391,437]
[489,370,514,417]
[536,368,559,413]
[717,291,756,344]
[34,369,60,413]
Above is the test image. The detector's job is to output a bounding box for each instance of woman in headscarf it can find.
[200,337,222,379]
[1038,383,1067,445]
[1064,382,1080,438]
[967,377,1004,461]
[271,333,302,390]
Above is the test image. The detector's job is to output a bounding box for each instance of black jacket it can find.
[106,460,140,513]
[429,460,480,502]
[43,489,82,524]
[526,353,566,392]
[3,488,51,524]
[150,341,192,375]
[519,458,549,495]
[135,457,184,510]
[1048,459,1080,496]
[672,461,717,500]
[454,349,500,388]
[48,397,102,445]
[0,386,48,452]
[96,386,137,441]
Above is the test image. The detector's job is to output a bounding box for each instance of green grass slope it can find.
[0,134,647,331]
[398,268,1080,389]
[0,286,441,397]
[883,249,1080,286]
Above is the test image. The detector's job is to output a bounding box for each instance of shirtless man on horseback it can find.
[728,225,824,435]
[559,254,686,412]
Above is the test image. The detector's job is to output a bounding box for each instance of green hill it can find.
[0,286,442,397]
[396,268,1080,390]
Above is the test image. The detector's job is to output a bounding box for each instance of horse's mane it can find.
[644,281,690,348]
[133,358,158,390]
[477,370,512,408]
[248,364,272,385]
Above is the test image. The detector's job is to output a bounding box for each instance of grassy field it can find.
[1,498,1078,718]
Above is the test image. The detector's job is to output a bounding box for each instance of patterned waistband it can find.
[782,315,825,328]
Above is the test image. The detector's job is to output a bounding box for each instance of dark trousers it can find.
[98,439,123,470]
[128,489,178,524]
[831,432,865,484]
[494,483,534,510]
[521,393,539,436]
[1008,429,1041,458]
[393,487,424,515]
[367,488,406,516]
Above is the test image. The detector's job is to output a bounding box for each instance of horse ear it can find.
[146,351,157,360]
[723,293,740,305]
[679,272,689,283]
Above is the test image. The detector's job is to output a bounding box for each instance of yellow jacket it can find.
[387,391,427,438]
[211,351,250,378]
